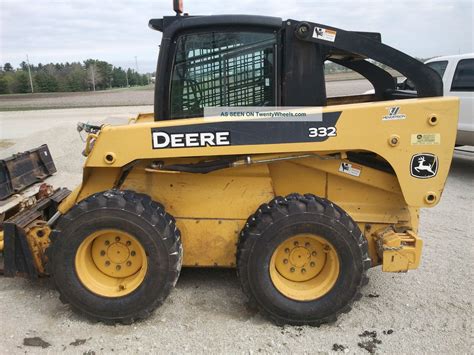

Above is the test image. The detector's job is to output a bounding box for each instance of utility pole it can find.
[134,56,139,73]
[26,54,34,93]
[91,65,96,91]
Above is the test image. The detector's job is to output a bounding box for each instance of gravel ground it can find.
[0,103,472,354]
[0,79,373,111]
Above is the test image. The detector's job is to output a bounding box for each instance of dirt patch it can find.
[0,140,15,149]
[23,337,51,348]
[332,343,348,352]
[358,331,382,354]
[70,338,88,346]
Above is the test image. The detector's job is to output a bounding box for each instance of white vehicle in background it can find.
[396,53,474,146]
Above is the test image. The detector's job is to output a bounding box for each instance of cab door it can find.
[167,31,278,120]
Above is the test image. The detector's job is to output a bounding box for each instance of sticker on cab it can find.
[411,133,440,145]
[313,27,337,42]
[339,162,362,177]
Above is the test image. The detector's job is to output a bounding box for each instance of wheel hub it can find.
[289,247,310,268]
[75,229,148,297]
[270,233,340,301]
[274,235,326,282]
[107,243,130,264]
[91,232,142,278]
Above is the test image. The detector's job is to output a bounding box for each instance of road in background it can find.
[0,79,373,111]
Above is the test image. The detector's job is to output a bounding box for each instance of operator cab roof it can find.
[149,15,282,33]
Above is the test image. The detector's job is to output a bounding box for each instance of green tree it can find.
[95,61,113,89]
[0,75,9,94]
[35,71,59,92]
[14,71,31,93]
[19,61,29,71]
[67,64,88,91]
[3,63,13,72]
[112,67,127,87]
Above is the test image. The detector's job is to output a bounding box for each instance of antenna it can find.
[173,0,183,16]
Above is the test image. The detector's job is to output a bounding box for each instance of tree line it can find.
[0,60,152,94]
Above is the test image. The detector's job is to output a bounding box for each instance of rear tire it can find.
[237,193,370,326]
[46,189,182,324]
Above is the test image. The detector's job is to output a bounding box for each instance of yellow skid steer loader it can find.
[0,2,458,325]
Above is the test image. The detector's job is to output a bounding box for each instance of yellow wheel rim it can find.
[269,234,340,301]
[75,229,148,297]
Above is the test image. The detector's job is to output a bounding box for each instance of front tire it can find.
[46,190,182,324]
[237,193,371,326]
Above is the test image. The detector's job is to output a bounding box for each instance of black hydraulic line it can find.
[153,158,237,174]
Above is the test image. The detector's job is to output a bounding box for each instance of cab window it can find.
[170,31,276,119]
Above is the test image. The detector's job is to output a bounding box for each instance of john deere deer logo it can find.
[410,153,438,178]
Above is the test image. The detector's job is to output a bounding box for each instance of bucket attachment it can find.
[0,144,56,200]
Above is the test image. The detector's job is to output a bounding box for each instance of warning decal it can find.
[313,27,337,42]
[339,162,362,177]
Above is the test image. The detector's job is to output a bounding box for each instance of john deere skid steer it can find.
[0,2,458,325]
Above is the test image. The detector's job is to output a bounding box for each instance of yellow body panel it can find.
[57,97,458,269]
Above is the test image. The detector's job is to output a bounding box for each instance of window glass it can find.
[426,61,448,79]
[451,59,474,92]
[170,32,276,119]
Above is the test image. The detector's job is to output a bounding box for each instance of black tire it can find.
[237,193,371,326]
[46,189,182,324]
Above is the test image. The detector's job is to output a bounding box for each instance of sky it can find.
[0,0,473,73]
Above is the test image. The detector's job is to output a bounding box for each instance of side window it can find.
[451,59,474,92]
[170,32,276,119]
[426,61,448,79]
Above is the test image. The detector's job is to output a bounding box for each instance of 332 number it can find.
[308,126,337,138]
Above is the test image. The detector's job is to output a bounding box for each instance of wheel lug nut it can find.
[305,242,310,247]
[283,259,288,264]
[126,241,131,246]
[116,265,121,271]
[126,261,132,266]
[290,267,295,273]
[301,268,306,274]
[312,251,317,256]
[310,262,315,267]
[115,236,121,242]
[105,261,110,266]
[294,241,299,246]
[118,285,125,291]
[104,240,110,246]
[131,251,136,256]
[100,250,106,256]
[285,248,290,253]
